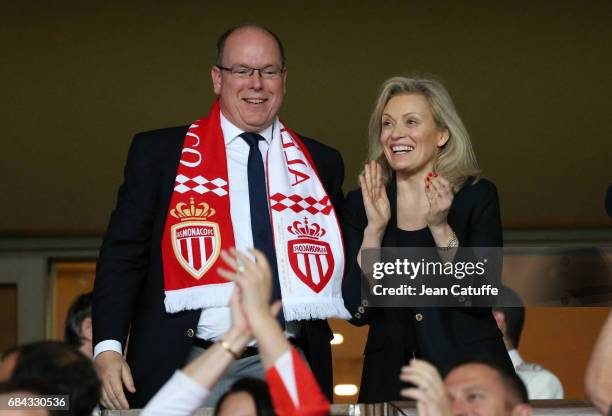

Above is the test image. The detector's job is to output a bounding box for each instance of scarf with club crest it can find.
[161,100,350,321]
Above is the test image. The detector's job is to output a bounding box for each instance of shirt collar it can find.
[220,111,275,145]
[508,349,523,369]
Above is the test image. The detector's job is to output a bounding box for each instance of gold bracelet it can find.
[219,340,240,360]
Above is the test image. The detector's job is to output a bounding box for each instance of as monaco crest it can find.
[170,198,220,279]
[287,218,334,293]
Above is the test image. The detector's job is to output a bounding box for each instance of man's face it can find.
[445,364,530,416]
[211,27,287,132]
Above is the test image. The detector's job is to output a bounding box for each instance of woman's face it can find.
[216,392,257,416]
[379,93,448,176]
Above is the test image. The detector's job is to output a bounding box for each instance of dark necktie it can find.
[239,133,284,324]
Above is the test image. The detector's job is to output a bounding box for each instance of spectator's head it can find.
[0,380,53,415]
[211,24,287,133]
[7,341,100,416]
[214,377,274,416]
[0,346,20,382]
[366,76,480,190]
[64,292,93,357]
[445,359,531,416]
[492,287,525,350]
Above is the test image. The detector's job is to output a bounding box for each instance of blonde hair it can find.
[367,76,481,192]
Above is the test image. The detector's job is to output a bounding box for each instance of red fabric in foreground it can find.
[265,348,330,416]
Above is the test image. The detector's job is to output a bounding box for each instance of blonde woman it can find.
[342,77,513,403]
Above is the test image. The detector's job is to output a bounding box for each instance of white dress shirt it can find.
[94,112,275,358]
[509,349,564,399]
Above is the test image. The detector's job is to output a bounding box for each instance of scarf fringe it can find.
[282,298,351,321]
[164,283,234,313]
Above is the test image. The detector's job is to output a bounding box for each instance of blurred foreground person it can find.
[214,378,274,416]
[343,76,512,402]
[585,311,612,415]
[401,359,532,416]
[0,341,100,416]
[0,381,50,415]
[493,289,563,399]
[65,292,93,358]
[142,248,329,416]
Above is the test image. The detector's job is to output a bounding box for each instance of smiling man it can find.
[92,24,348,410]
[445,362,532,416]
[401,359,532,416]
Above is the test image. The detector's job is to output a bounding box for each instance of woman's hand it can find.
[359,160,391,234]
[425,173,453,228]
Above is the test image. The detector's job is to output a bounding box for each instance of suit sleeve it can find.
[341,191,370,325]
[265,349,331,416]
[92,132,161,347]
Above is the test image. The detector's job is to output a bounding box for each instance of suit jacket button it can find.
[358,306,365,313]
[186,328,194,338]
[415,313,423,322]
[355,312,362,319]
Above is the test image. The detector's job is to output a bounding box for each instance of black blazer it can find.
[92,124,344,407]
[342,178,513,403]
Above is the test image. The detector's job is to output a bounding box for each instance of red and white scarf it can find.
[161,101,349,321]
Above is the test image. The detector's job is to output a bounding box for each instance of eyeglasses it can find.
[216,65,285,79]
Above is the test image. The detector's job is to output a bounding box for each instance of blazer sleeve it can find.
[92,132,161,347]
[452,179,504,308]
[464,179,503,247]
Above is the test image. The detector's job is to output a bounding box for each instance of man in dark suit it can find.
[92,24,344,409]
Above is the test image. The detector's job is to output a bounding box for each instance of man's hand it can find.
[400,359,451,416]
[95,350,135,410]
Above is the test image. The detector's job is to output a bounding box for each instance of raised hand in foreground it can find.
[218,248,286,369]
[400,359,452,416]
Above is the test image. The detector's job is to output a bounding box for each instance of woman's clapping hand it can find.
[360,160,391,233]
[425,173,453,228]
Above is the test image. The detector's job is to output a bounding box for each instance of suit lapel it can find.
[159,127,188,216]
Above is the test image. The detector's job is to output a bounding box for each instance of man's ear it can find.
[492,310,505,333]
[511,403,533,416]
[211,66,222,95]
[282,68,288,95]
[81,316,93,342]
